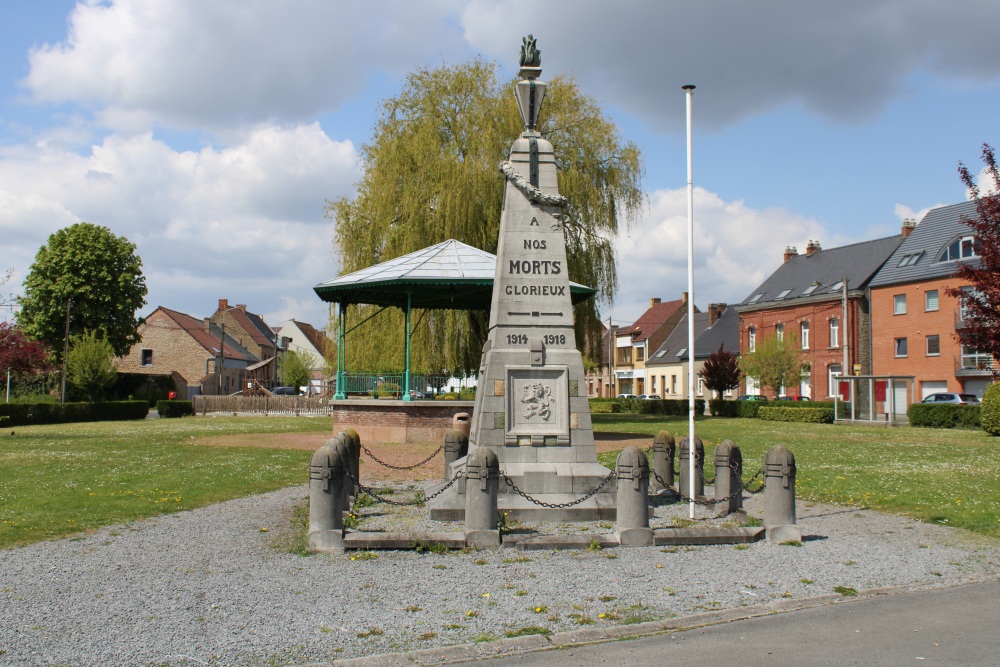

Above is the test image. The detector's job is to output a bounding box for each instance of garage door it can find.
[964,379,991,399]
[921,381,948,399]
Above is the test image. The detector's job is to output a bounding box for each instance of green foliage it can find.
[280,350,316,390]
[709,399,740,417]
[758,406,834,424]
[738,331,804,396]
[0,400,148,426]
[327,59,644,374]
[608,398,705,415]
[66,331,118,401]
[982,382,1000,436]
[737,401,764,419]
[17,222,147,358]
[908,403,981,429]
[156,400,194,418]
[589,398,619,413]
[113,373,176,406]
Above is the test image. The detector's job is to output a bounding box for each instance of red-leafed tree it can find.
[700,343,742,398]
[0,322,55,381]
[948,144,1000,372]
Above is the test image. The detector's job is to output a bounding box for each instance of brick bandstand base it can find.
[331,399,475,444]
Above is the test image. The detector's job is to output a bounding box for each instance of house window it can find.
[671,375,678,394]
[697,377,704,396]
[829,318,839,348]
[924,290,939,312]
[748,326,756,352]
[635,346,645,362]
[140,349,153,366]
[775,323,784,342]
[926,335,940,356]
[617,347,632,364]
[894,337,908,358]
[828,364,842,398]
[893,294,906,315]
[800,321,810,349]
[938,235,978,262]
[651,376,656,393]
[959,286,974,321]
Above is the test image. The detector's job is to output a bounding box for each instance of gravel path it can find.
[1,484,998,667]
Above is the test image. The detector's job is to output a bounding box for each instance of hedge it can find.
[0,400,149,426]
[758,406,835,424]
[588,398,706,415]
[908,403,981,430]
[589,399,620,414]
[709,399,740,417]
[156,400,195,418]
[981,382,1000,436]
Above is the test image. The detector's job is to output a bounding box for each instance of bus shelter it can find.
[313,239,596,400]
[833,375,916,424]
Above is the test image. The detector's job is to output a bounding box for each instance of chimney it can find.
[805,240,821,256]
[218,298,228,312]
[203,317,211,332]
[708,303,727,326]
[681,292,688,304]
[783,246,798,262]
[649,297,661,308]
[901,218,917,238]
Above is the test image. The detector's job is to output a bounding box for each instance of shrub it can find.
[0,400,148,426]
[982,382,1000,436]
[737,401,763,419]
[908,403,981,430]
[589,399,619,413]
[709,399,740,417]
[758,406,834,424]
[615,398,706,416]
[157,400,195,418]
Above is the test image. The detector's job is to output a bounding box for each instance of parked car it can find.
[736,394,768,401]
[272,386,300,396]
[616,393,637,399]
[776,395,807,402]
[920,392,980,405]
[636,394,661,400]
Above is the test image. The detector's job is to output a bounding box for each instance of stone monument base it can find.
[427,457,617,521]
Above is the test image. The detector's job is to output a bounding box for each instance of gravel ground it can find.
[1,483,998,667]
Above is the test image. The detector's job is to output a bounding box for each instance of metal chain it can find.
[343,465,463,506]
[360,444,443,471]
[499,470,616,509]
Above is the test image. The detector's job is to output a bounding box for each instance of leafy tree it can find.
[280,350,316,391]
[66,330,118,401]
[327,59,644,374]
[980,381,1000,436]
[948,144,1000,371]
[700,344,741,398]
[738,332,803,396]
[17,223,147,359]
[0,322,54,381]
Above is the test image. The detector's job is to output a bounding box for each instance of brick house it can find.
[736,234,904,399]
[646,303,731,399]
[118,306,255,397]
[584,323,616,398]
[210,299,279,388]
[274,319,330,384]
[868,201,997,399]
[613,295,693,396]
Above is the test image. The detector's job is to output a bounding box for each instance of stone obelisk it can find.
[430,36,615,521]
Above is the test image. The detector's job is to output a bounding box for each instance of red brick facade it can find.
[332,400,476,444]
[870,277,992,396]
[738,297,864,399]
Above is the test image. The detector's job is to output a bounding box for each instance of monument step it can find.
[428,490,616,522]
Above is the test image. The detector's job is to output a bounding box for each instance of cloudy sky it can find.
[3,1,1000,334]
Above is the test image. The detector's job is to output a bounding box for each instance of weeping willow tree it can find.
[326,58,644,375]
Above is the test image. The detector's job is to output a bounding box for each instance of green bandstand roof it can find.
[313,239,596,310]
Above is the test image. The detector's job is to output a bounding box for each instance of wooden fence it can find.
[192,395,334,416]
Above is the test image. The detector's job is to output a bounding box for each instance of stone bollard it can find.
[714,439,743,516]
[678,436,705,501]
[615,445,653,546]
[763,445,801,543]
[344,428,361,496]
[464,446,500,548]
[452,412,471,440]
[650,430,676,494]
[307,443,344,553]
[332,434,353,512]
[444,428,469,480]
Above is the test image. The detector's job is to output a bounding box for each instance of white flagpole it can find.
[683,84,696,519]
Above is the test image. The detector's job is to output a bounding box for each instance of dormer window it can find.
[938,236,977,262]
[748,293,764,304]
[776,289,791,300]
[802,284,819,296]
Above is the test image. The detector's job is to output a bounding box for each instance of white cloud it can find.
[462,0,1000,131]
[894,202,945,224]
[0,123,357,328]
[610,187,832,324]
[25,0,467,132]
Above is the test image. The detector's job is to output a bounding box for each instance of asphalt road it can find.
[453,580,1000,667]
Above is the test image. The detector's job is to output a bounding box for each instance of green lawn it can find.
[0,416,328,549]
[2,414,998,550]
[593,414,1000,539]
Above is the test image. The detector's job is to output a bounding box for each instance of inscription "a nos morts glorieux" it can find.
[508,259,562,275]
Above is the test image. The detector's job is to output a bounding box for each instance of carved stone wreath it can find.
[499,161,568,207]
